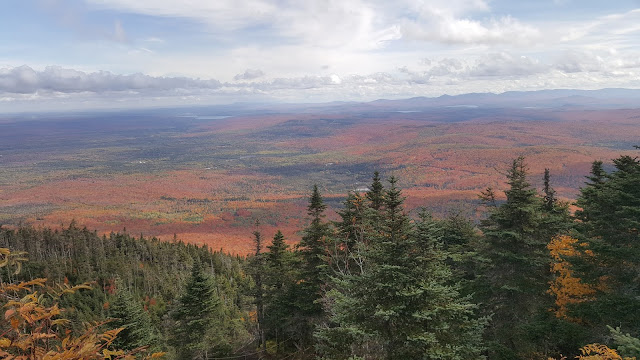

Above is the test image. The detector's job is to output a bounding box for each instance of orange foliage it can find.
[0,248,164,360]
[576,343,635,360]
[2,108,640,254]
[548,235,596,320]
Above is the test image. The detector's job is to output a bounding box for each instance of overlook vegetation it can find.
[1,149,639,359]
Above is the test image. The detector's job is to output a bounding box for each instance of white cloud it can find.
[233,69,265,81]
[468,53,547,77]
[401,14,540,45]
[85,0,538,48]
[0,65,221,94]
[3,2,640,111]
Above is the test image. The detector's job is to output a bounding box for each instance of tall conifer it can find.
[318,178,484,360]
[263,230,297,352]
[171,262,223,359]
[480,157,549,359]
[295,184,331,346]
[109,281,159,352]
[366,171,385,211]
[574,155,640,334]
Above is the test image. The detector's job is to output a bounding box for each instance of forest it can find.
[1,150,639,359]
[2,106,638,254]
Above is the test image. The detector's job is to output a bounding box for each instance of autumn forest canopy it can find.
[1,148,640,359]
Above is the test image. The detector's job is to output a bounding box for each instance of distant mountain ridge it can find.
[3,88,638,117]
[365,88,640,111]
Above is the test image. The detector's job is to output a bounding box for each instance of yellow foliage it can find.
[547,235,597,320]
[0,248,163,360]
[577,343,635,360]
[548,344,636,360]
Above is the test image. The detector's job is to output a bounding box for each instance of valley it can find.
[1,94,638,254]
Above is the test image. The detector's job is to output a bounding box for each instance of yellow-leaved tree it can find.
[547,235,598,320]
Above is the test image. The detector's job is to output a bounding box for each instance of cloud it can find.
[233,69,265,81]
[86,0,403,51]
[468,53,547,77]
[85,0,540,48]
[401,15,540,45]
[0,65,221,94]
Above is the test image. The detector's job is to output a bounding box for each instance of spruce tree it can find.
[266,230,291,280]
[331,191,373,275]
[264,230,298,353]
[108,281,159,353]
[295,184,331,346]
[318,179,485,360]
[170,262,223,359]
[366,171,385,211]
[480,156,550,359]
[437,212,488,299]
[248,227,266,351]
[574,155,640,335]
[539,168,572,241]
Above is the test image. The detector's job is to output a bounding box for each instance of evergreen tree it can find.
[330,191,373,276]
[108,280,160,353]
[318,179,485,360]
[248,227,266,351]
[264,230,298,353]
[366,171,385,211]
[480,157,550,359]
[294,184,331,346]
[539,168,572,242]
[437,212,488,300]
[266,230,292,281]
[574,155,640,335]
[171,262,225,359]
[609,326,640,359]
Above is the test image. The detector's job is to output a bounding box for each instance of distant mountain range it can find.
[4,88,638,117]
[365,88,640,111]
[180,88,640,116]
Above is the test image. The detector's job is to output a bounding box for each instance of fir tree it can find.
[366,171,385,211]
[318,180,485,360]
[330,191,373,275]
[437,212,488,299]
[574,155,640,335]
[264,230,298,353]
[539,168,572,242]
[171,262,224,359]
[480,156,550,359]
[248,226,266,351]
[294,184,331,346]
[108,280,160,353]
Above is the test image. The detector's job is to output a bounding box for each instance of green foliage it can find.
[109,280,160,353]
[247,227,266,350]
[0,224,252,359]
[574,155,640,337]
[3,152,640,360]
[317,179,485,360]
[262,230,300,353]
[366,170,385,211]
[170,262,228,359]
[539,168,573,240]
[293,185,332,345]
[609,326,640,359]
[479,157,563,359]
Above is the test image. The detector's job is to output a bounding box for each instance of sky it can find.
[1,0,640,111]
